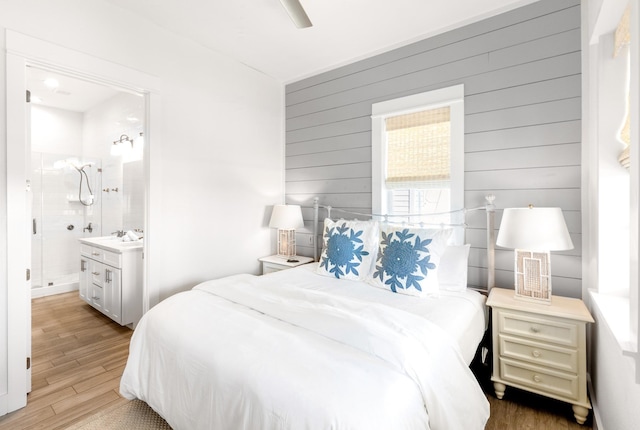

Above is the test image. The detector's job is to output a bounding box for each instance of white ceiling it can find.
[25,0,537,111]
[27,67,121,112]
[104,0,538,83]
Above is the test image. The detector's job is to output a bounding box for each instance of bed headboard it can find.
[311,195,496,293]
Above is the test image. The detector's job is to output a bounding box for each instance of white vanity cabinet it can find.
[79,238,143,326]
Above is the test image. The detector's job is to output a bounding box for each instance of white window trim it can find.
[372,85,464,236]
[585,0,640,382]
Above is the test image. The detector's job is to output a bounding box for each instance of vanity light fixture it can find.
[111,134,134,157]
[113,134,134,147]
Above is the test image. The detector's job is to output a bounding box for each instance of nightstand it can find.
[258,255,314,275]
[486,288,594,425]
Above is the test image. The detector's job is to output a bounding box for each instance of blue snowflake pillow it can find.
[368,227,452,297]
[317,219,379,281]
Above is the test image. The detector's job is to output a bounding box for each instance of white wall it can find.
[31,105,83,155]
[591,304,640,429]
[83,92,145,235]
[0,0,283,410]
[0,0,283,294]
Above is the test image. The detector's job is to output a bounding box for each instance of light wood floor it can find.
[0,292,132,430]
[0,291,592,430]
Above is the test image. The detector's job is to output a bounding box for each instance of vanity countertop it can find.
[79,236,143,253]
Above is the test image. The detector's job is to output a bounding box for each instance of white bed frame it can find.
[311,194,496,293]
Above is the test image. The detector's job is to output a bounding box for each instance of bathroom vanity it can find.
[79,236,143,326]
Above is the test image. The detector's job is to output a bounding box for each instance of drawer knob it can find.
[532,350,541,358]
[533,375,542,383]
[530,326,541,333]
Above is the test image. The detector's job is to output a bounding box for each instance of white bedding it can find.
[120,265,489,429]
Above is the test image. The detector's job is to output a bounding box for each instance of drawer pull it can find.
[532,350,541,358]
[530,326,541,333]
[91,296,100,301]
[532,375,542,383]
[92,271,100,276]
[92,252,100,256]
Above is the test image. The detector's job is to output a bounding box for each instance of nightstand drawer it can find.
[499,334,578,373]
[498,310,578,347]
[499,357,579,401]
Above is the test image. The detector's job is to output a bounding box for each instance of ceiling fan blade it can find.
[279,0,312,28]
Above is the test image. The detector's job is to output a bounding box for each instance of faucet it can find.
[83,222,93,233]
[111,230,125,237]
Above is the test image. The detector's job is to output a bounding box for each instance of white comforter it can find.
[120,269,490,430]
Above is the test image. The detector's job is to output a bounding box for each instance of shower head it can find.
[75,162,94,171]
[53,158,94,171]
[69,161,94,172]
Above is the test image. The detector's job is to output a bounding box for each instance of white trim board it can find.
[3,29,162,415]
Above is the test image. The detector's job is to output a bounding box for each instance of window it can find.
[586,0,640,382]
[372,85,464,240]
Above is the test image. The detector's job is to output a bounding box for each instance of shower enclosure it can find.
[31,152,102,298]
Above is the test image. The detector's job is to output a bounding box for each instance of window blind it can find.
[385,106,450,189]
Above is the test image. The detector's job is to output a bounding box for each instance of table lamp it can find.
[269,204,304,257]
[496,205,573,303]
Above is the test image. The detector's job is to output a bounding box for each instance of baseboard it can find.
[587,373,604,430]
[31,282,79,299]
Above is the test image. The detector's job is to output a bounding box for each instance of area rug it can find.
[66,400,172,430]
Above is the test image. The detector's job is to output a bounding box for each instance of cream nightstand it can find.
[259,255,314,275]
[486,288,594,425]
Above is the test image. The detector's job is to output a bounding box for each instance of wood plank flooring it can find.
[0,292,132,430]
[0,291,592,429]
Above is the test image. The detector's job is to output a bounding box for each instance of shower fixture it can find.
[70,161,96,206]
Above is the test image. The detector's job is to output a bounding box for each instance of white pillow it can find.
[438,244,471,292]
[317,219,379,281]
[368,226,452,297]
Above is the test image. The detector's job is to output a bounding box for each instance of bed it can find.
[120,198,496,429]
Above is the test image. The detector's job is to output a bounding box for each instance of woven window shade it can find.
[385,107,450,189]
[615,4,631,57]
[615,3,631,169]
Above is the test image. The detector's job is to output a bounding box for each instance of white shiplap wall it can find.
[285,0,582,297]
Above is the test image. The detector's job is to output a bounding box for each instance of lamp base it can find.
[513,249,552,304]
[276,228,297,257]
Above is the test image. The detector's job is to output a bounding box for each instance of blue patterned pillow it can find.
[368,227,452,297]
[317,219,379,280]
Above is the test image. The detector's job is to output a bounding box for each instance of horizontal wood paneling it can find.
[466,143,580,171]
[286,0,580,93]
[285,0,582,297]
[465,121,581,152]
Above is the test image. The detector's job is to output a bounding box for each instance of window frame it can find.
[372,85,464,240]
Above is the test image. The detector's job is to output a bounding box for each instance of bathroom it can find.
[28,67,145,298]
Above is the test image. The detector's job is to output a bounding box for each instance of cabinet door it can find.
[79,258,90,304]
[103,266,122,325]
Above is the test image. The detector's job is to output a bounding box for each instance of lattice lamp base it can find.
[277,228,297,257]
[514,249,552,303]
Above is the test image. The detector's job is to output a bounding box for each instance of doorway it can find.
[27,67,145,299]
[4,30,161,415]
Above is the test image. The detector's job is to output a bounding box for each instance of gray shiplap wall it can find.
[285,0,582,297]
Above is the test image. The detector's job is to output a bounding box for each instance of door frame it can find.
[3,30,161,413]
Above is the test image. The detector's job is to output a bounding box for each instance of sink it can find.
[117,240,143,247]
[80,236,143,251]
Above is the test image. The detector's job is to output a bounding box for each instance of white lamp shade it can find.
[496,207,573,251]
[269,205,304,229]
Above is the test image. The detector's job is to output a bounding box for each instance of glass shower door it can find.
[31,152,102,297]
